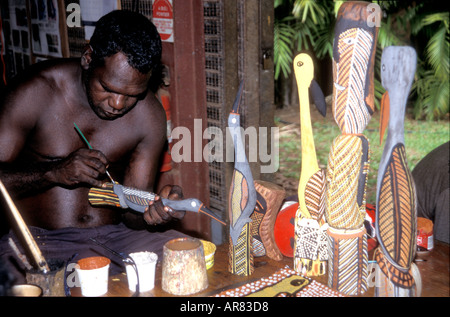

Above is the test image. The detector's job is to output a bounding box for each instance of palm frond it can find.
[413,69,449,120]
[274,20,296,79]
[421,12,449,29]
[292,0,328,24]
[425,25,449,80]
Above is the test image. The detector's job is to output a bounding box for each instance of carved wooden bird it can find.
[375,46,419,296]
[292,53,328,276]
[293,53,326,223]
[228,81,257,276]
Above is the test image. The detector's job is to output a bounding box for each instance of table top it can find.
[70,240,449,297]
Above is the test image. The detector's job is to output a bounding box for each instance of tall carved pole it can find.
[228,82,256,276]
[375,46,420,297]
[292,53,328,276]
[325,1,380,295]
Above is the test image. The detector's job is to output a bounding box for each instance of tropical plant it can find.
[274,0,449,120]
[410,11,449,120]
[274,0,333,80]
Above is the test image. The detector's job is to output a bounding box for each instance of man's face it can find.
[85,52,151,120]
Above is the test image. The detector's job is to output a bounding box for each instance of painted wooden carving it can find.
[292,53,328,276]
[375,46,420,297]
[228,81,256,276]
[250,180,285,261]
[88,183,226,225]
[325,1,380,295]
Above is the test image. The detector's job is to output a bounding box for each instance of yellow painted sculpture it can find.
[293,53,328,276]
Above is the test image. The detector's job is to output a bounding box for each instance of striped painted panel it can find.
[326,135,365,229]
[88,184,121,208]
[333,28,374,134]
[228,223,254,276]
[304,170,326,225]
[377,144,416,270]
[327,227,368,295]
[375,247,415,288]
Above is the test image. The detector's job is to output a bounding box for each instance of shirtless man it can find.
[0,10,186,282]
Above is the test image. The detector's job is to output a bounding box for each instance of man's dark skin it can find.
[0,47,184,230]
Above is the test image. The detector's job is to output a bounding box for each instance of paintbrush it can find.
[73,122,116,183]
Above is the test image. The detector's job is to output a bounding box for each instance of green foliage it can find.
[274,0,450,120]
[411,12,449,119]
[274,0,335,80]
[274,18,296,79]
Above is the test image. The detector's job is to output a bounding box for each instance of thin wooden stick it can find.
[0,179,50,273]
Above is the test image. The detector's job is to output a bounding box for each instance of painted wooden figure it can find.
[227,82,257,276]
[325,1,380,295]
[375,46,420,297]
[292,53,328,276]
[250,180,285,261]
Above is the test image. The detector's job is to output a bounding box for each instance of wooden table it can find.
[70,240,449,297]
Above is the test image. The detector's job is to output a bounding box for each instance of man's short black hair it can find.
[89,10,162,74]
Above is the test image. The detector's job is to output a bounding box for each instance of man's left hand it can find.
[143,185,186,225]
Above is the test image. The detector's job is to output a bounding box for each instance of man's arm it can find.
[0,79,49,195]
[120,95,185,228]
[0,78,109,197]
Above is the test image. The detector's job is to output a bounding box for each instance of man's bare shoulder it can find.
[4,59,79,99]
[130,91,167,136]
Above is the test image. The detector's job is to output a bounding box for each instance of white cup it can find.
[75,256,110,297]
[125,251,158,292]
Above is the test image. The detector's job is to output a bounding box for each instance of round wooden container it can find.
[161,238,208,295]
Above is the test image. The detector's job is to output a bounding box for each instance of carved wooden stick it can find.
[0,179,50,273]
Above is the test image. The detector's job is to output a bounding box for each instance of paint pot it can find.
[26,259,65,296]
[10,284,42,297]
[75,256,110,297]
[125,251,158,292]
[417,217,434,251]
[200,240,216,270]
[161,238,208,295]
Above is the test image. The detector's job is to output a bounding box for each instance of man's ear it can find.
[81,45,93,70]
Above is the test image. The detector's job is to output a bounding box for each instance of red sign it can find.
[152,0,173,42]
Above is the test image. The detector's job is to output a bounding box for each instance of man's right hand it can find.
[50,148,109,188]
